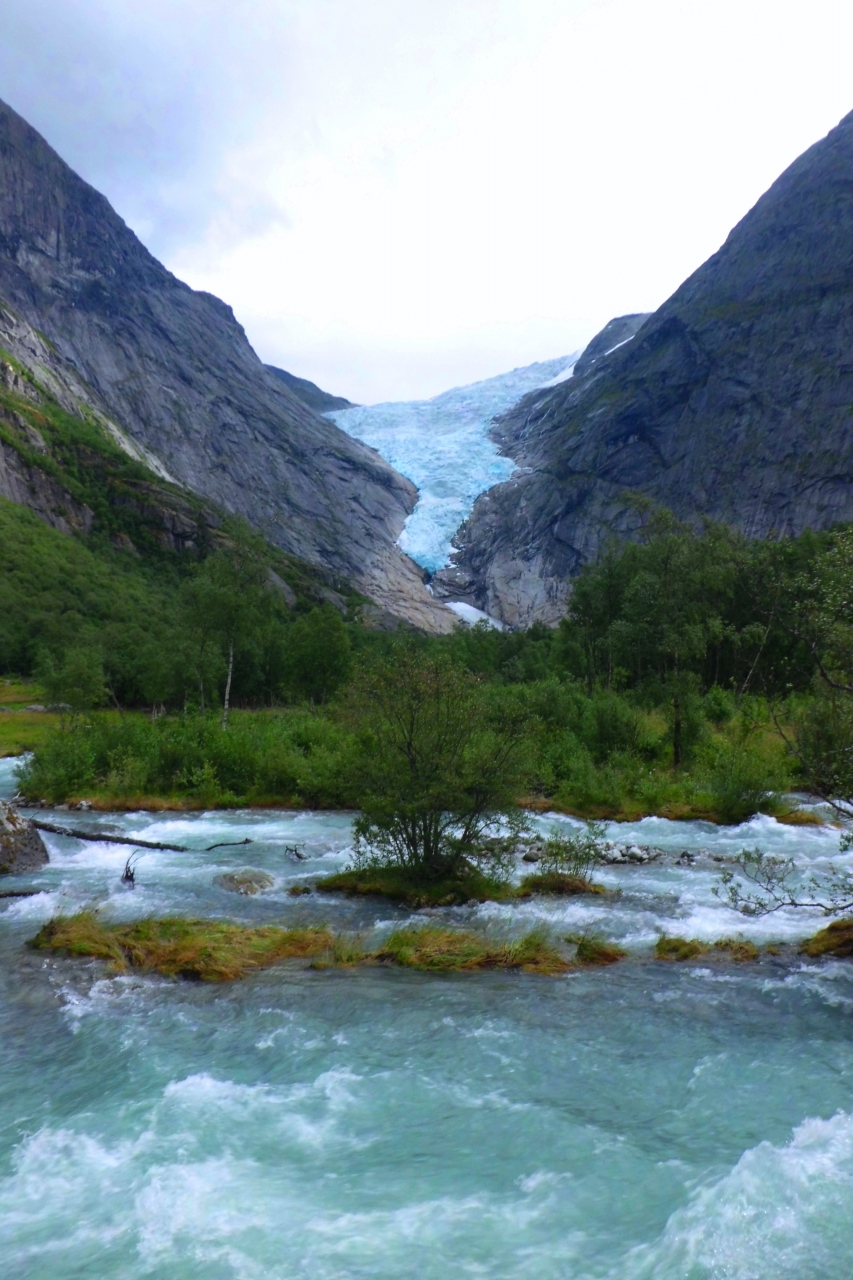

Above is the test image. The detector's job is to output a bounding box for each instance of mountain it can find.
[265,365,353,413]
[0,97,454,632]
[437,109,853,627]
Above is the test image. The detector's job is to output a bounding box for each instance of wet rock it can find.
[0,801,48,875]
[600,842,663,865]
[215,869,275,896]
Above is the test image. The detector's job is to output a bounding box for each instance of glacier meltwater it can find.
[3,757,853,1278]
[329,355,578,573]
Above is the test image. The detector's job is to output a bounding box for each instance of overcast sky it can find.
[2,0,852,403]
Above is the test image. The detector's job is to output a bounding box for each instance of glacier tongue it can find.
[329,354,578,573]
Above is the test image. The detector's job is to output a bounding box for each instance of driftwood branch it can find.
[31,819,254,855]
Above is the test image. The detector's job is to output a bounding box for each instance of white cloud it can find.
[2,0,853,401]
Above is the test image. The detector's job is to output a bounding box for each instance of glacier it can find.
[329,354,579,574]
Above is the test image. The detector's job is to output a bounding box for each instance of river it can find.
[1,756,852,1279]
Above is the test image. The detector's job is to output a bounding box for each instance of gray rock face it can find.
[0,98,455,632]
[0,801,48,874]
[569,314,651,380]
[265,366,353,413]
[444,108,853,626]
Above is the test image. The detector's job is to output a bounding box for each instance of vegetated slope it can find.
[0,301,368,684]
[0,96,453,632]
[265,365,353,413]
[443,108,853,627]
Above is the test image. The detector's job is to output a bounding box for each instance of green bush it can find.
[702,740,788,824]
[17,711,359,807]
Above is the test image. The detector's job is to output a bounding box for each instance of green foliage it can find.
[317,864,517,907]
[703,738,788,824]
[343,649,531,882]
[537,821,606,879]
[703,685,736,726]
[283,604,352,703]
[36,645,107,713]
[16,710,359,807]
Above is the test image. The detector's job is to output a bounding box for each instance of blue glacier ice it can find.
[329,354,579,573]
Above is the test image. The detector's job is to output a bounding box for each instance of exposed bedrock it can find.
[0,801,48,875]
[0,97,455,632]
[436,108,853,627]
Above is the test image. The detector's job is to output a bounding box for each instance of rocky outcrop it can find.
[0,97,455,632]
[266,365,353,413]
[441,108,853,627]
[0,801,48,874]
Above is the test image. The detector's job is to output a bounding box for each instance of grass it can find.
[316,865,517,908]
[518,872,609,897]
[318,865,609,907]
[30,913,333,981]
[572,935,627,965]
[0,680,60,757]
[654,935,761,962]
[374,925,568,975]
[800,919,853,959]
[654,936,707,961]
[29,913,570,979]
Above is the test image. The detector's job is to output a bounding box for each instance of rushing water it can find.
[2,756,853,1279]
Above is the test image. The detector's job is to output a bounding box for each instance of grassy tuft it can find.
[30,913,333,981]
[654,936,707,962]
[316,865,515,908]
[573,935,627,965]
[518,872,609,897]
[800,918,853,959]
[712,937,760,962]
[28,913,569,980]
[375,925,568,975]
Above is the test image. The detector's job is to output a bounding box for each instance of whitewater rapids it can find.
[1,757,852,1279]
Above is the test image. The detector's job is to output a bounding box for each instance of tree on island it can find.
[343,650,531,888]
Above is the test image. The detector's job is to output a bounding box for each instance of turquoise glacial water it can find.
[2,757,853,1278]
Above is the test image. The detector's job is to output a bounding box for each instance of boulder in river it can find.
[0,801,48,875]
[215,870,275,896]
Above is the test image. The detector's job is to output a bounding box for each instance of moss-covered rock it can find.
[800,919,853,959]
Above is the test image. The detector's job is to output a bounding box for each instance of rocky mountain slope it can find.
[0,97,453,632]
[437,109,853,627]
[265,365,353,413]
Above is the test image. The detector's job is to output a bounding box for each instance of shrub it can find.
[343,650,530,883]
[538,821,606,880]
[703,740,787,824]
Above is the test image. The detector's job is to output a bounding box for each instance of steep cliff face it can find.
[0,97,454,632]
[443,109,853,627]
[265,365,353,413]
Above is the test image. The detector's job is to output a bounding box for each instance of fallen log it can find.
[31,820,254,855]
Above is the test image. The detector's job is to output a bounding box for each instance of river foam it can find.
[2,779,853,1276]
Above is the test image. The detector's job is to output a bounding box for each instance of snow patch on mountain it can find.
[329,354,579,573]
